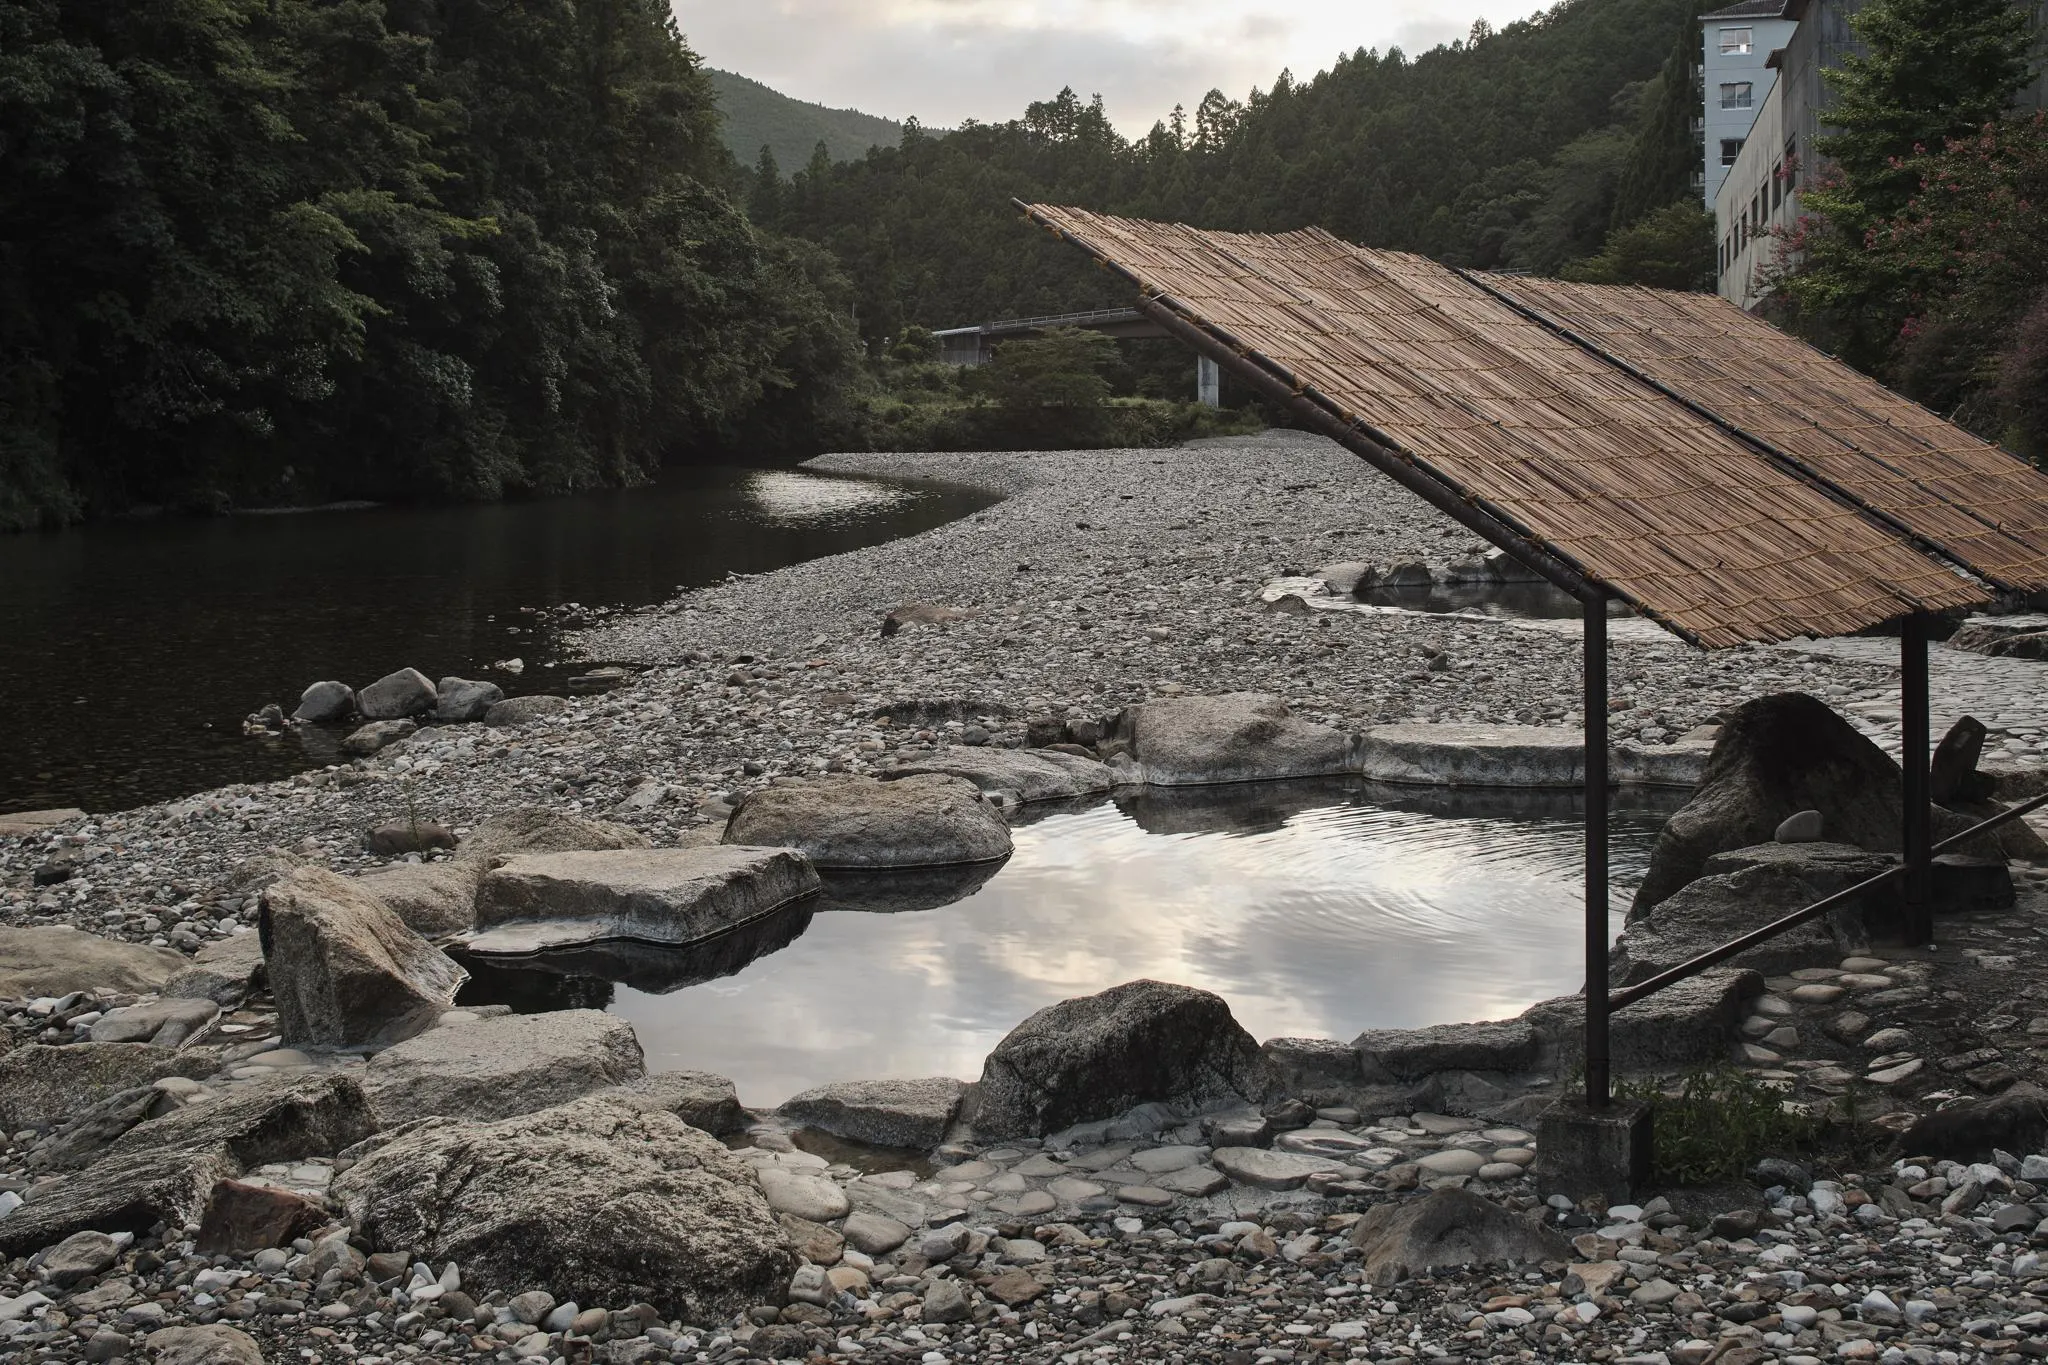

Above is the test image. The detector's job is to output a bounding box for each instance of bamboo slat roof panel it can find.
[1485,277,2048,591]
[1021,203,1996,647]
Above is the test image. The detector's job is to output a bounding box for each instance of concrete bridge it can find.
[932,307,1222,405]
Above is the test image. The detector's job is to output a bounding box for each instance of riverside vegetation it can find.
[10,0,2042,531]
[0,0,868,529]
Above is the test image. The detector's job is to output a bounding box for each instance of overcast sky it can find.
[674,1,1554,136]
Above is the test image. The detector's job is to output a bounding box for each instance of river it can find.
[0,467,995,815]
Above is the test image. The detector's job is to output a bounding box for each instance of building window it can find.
[1721,138,1744,166]
[1719,26,1753,54]
[1719,81,1754,109]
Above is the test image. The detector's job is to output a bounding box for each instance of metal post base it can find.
[1535,1097,1654,1205]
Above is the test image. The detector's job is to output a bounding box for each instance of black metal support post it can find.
[1901,613,1933,945]
[1584,594,1611,1109]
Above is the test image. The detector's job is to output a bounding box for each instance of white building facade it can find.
[1714,75,1796,308]
[1701,0,1798,208]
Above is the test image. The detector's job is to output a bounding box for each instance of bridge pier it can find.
[1197,355,1221,407]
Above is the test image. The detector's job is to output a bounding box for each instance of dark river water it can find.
[1,467,995,815]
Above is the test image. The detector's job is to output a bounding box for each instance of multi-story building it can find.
[1700,0,1799,207]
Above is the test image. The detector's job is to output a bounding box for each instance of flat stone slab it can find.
[725,774,1012,869]
[1104,693,1359,787]
[0,808,84,837]
[756,1167,850,1222]
[886,748,1116,803]
[1353,1018,1538,1081]
[1210,1146,1348,1190]
[361,1009,644,1126]
[1357,724,1585,788]
[0,1043,222,1131]
[777,1077,966,1149]
[1357,725,1712,790]
[466,846,820,955]
[1150,1165,1230,1197]
[0,926,190,998]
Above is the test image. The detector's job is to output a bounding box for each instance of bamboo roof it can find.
[1481,276,2048,589]
[1019,204,2048,647]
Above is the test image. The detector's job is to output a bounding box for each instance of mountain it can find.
[759,0,1703,342]
[707,69,905,170]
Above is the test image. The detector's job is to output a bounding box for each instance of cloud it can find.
[674,0,1551,135]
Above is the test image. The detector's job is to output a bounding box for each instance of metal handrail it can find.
[1606,786,2048,1012]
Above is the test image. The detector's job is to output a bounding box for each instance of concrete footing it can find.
[1534,1097,1654,1204]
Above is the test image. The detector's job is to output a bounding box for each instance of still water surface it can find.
[1,468,994,814]
[460,779,1676,1106]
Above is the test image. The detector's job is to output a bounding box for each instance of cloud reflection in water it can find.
[607,780,1671,1104]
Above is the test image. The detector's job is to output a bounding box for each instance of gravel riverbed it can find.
[9,431,2048,1365]
[2,432,1904,948]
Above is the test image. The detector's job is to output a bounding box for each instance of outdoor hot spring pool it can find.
[456,778,1677,1105]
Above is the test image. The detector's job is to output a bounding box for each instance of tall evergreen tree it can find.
[1819,0,2040,216]
[1783,0,2041,370]
[750,145,784,225]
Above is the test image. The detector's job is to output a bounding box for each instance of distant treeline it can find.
[0,0,866,529]
[748,0,1712,347]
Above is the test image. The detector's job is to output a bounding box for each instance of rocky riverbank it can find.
[7,431,2048,1365]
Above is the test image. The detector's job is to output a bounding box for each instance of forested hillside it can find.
[755,0,1705,343]
[707,69,906,170]
[0,0,864,529]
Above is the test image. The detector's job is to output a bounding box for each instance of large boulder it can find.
[90,997,219,1047]
[724,774,1012,869]
[29,1070,374,1180]
[349,861,486,941]
[333,1096,795,1321]
[884,748,1117,804]
[341,720,415,757]
[146,1326,266,1365]
[0,926,188,998]
[356,667,437,720]
[1356,724,1584,788]
[360,1009,644,1126]
[161,931,268,1004]
[969,980,1276,1138]
[1898,1093,2048,1163]
[1947,615,2048,653]
[0,1144,240,1255]
[1351,1019,1539,1082]
[261,868,468,1048]
[99,1073,376,1168]
[0,1043,221,1131]
[777,1078,966,1149]
[292,681,355,724]
[1100,693,1359,786]
[352,807,655,940]
[592,1071,745,1136]
[1348,1188,1571,1285]
[463,806,651,863]
[1523,968,1763,1073]
[1616,842,1894,983]
[466,847,820,955]
[1634,692,1952,914]
[434,676,504,724]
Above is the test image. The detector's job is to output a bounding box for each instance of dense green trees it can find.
[0,0,863,528]
[704,68,904,169]
[755,0,1707,343]
[1777,0,2044,454]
